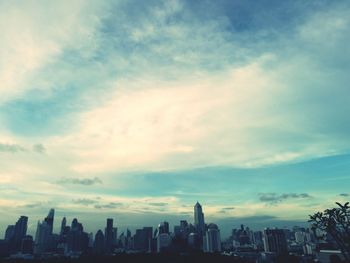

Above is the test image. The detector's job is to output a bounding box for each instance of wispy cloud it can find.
[259,193,312,204]
[0,142,46,154]
[94,202,123,210]
[57,177,102,186]
[0,143,25,153]
[148,202,168,207]
[218,207,235,214]
[72,198,97,206]
[32,144,46,154]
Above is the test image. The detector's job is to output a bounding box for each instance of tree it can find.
[309,202,350,261]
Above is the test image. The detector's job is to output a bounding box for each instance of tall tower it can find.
[60,217,67,235]
[44,209,55,234]
[93,230,105,255]
[35,209,55,253]
[194,202,205,236]
[13,216,28,250]
[105,218,114,253]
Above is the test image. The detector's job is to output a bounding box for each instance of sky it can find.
[0,0,350,238]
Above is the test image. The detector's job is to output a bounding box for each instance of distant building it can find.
[60,217,67,236]
[157,233,171,252]
[204,223,221,253]
[134,227,153,252]
[303,243,315,255]
[66,218,89,254]
[5,225,15,242]
[34,209,55,253]
[179,220,189,239]
[263,228,288,255]
[21,235,34,254]
[188,232,201,251]
[194,202,205,236]
[295,231,305,244]
[12,216,28,251]
[105,218,114,253]
[93,230,105,255]
[253,231,263,248]
[158,222,169,234]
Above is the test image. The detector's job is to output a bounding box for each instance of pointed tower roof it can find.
[195,201,201,207]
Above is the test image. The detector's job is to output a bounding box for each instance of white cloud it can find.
[51,43,350,174]
[0,0,105,103]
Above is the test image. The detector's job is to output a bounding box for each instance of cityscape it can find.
[1,0,350,262]
[0,202,344,262]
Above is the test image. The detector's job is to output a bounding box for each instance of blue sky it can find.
[0,0,350,238]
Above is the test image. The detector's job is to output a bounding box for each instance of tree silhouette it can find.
[309,202,350,261]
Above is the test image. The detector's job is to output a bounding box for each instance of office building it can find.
[204,223,221,253]
[263,228,288,255]
[194,202,205,236]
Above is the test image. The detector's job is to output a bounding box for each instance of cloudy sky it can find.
[1,0,350,238]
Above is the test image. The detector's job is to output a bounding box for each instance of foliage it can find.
[309,202,350,261]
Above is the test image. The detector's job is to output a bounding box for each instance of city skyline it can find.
[1,0,350,244]
[1,201,333,262]
[1,202,305,249]
[0,200,311,241]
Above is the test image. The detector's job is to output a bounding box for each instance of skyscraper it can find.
[35,209,55,253]
[263,228,288,255]
[157,233,171,253]
[12,216,28,251]
[60,217,67,236]
[194,202,205,236]
[4,225,15,242]
[66,218,89,254]
[133,227,153,252]
[105,218,114,253]
[93,230,105,255]
[157,221,169,234]
[204,223,221,253]
[45,209,55,233]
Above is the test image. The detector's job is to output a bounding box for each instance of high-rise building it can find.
[158,221,169,234]
[133,227,153,252]
[93,230,105,255]
[45,209,55,233]
[21,235,34,254]
[126,229,131,238]
[105,218,114,253]
[4,225,15,242]
[157,233,171,253]
[295,231,306,244]
[60,217,67,236]
[12,216,28,251]
[66,218,89,254]
[188,232,201,251]
[143,227,153,252]
[204,223,221,253]
[35,209,55,253]
[263,228,288,255]
[194,202,205,236]
[253,231,264,248]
